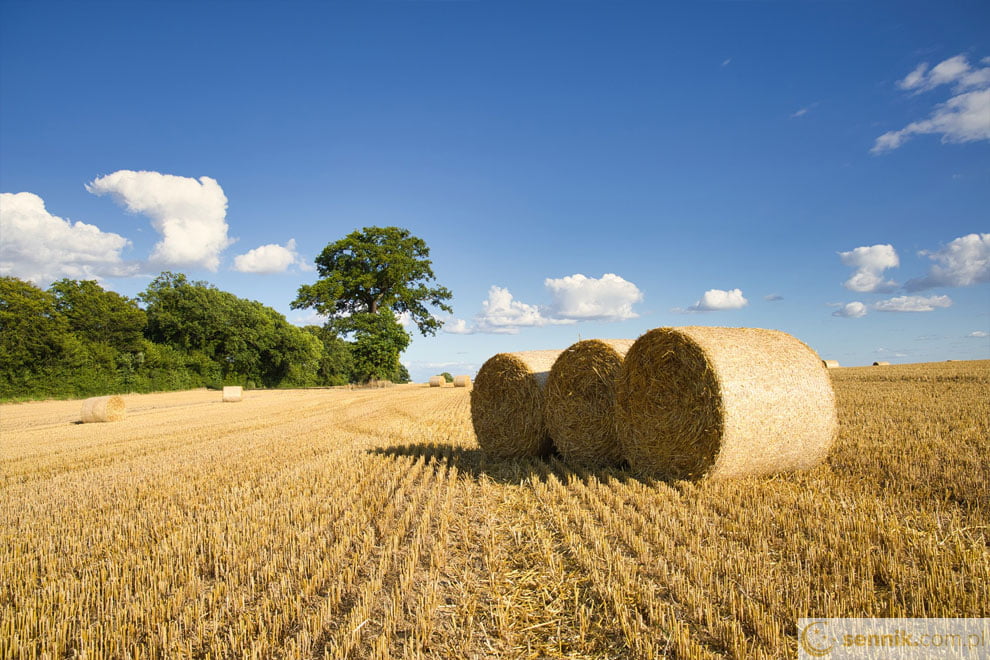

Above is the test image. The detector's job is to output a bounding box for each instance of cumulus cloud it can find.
[233,238,305,274]
[968,330,989,338]
[87,170,233,271]
[832,301,868,318]
[872,294,952,312]
[471,286,573,334]
[839,244,899,292]
[684,288,748,312]
[444,318,474,335]
[873,54,990,153]
[905,233,990,291]
[0,192,137,284]
[448,273,643,334]
[544,273,642,321]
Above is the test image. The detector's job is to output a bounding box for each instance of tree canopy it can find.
[291,226,453,337]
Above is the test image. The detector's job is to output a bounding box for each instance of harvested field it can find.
[2,360,989,659]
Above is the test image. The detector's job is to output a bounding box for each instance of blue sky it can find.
[1,0,988,381]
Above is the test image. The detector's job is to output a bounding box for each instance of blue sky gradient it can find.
[2,1,988,381]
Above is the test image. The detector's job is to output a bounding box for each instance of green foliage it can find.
[303,325,354,386]
[440,371,453,383]
[49,279,147,354]
[349,310,412,383]
[291,226,453,337]
[1,274,325,400]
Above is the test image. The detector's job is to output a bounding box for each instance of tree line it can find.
[0,226,453,401]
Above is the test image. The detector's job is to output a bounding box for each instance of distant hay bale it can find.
[471,350,562,459]
[616,327,838,480]
[453,375,471,388]
[428,376,444,388]
[823,359,840,369]
[873,361,890,366]
[543,339,635,468]
[80,395,125,423]
[222,386,243,402]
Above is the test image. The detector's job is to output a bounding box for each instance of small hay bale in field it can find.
[222,386,243,402]
[873,361,890,366]
[616,326,837,480]
[823,359,840,369]
[80,395,125,423]
[543,339,635,468]
[471,350,562,459]
[428,375,445,387]
[453,375,471,388]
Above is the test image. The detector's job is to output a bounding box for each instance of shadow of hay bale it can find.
[366,442,664,488]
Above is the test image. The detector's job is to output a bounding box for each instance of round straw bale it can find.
[80,395,126,423]
[471,350,562,459]
[453,375,471,388]
[428,375,444,387]
[543,339,635,468]
[872,361,890,366]
[616,327,838,480]
[222,386,243,402]
[822,359,840,369]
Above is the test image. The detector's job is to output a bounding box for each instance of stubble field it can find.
[2,360,988,659]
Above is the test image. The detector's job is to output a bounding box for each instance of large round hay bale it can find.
[543,339,635,468]
[453,375,471,388]
[873,361,890,366]
[80,395,126,423]
[222,386,243,402]
[428,375,444,388]
[471,350,562,459]
[616,327,837,480]
[822,359,840,369]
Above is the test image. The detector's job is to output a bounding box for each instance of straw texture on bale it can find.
[471,350,562,459]
[453,375,471,388]
[222,386,243,402]
[823,360,840,369]
[543,339,635,468]
[80,395,126,423]
[616,327,838,480]
[873,361,890,366]
[428,376,444,388]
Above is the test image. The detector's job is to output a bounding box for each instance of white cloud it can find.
[471,285,573,334]
[684,288,748,312]
[838,244,899,292]
[0,192,137,284]
[832,301,868,318]
[233,238,305,274]
[87,170,233,271]
[444,318,473,335]
[968,330,989,338]
[721,58,732,67]
[874,55,990,153]
[897,55,990,93]
[790,102,817,119]
[906,233,990,291]
[449,273,643,334]
[872,294,952,312]
[544,273,642,321]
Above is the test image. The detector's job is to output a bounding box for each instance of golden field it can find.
[2,360,988,659]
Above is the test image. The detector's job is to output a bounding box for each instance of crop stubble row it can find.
[2,361,988,658]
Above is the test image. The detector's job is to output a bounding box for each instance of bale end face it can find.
[80,395,126,423]
[543,339,634,468]
[616,327,837,481]
[222,386,243,402]
[471,350,561,460]
[428,376,445,388]
[453,375,471,388]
